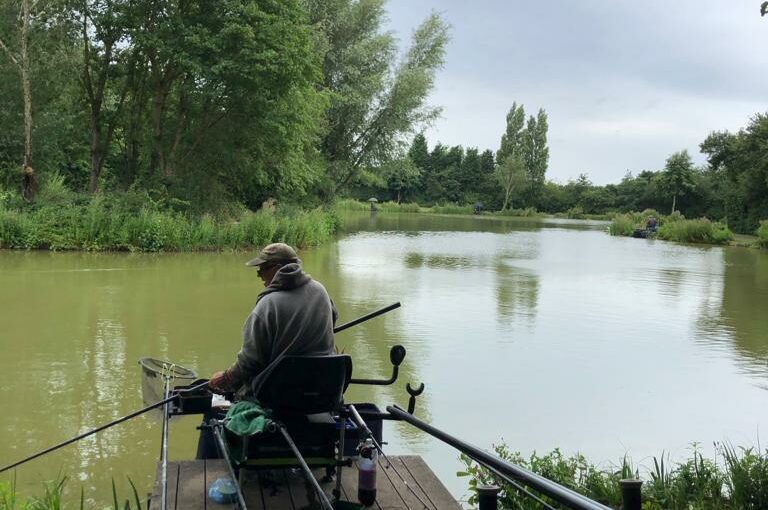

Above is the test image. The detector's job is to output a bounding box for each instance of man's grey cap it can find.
[246,242,300,267]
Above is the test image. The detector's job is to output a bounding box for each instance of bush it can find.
[0,197,340,252]
[430,203,472,215]
[657,218,733,245]
[609,214,635,236]
[756,220,768,249]
[332,198,369,212]
[495,207,543,218]
[460,442,768,510]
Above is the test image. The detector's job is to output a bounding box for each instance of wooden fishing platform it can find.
[149,456,461,509]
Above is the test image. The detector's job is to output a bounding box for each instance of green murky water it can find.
[2,212,768,504]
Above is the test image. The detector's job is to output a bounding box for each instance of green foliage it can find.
[700,114,768,233]
[660,150,697,214]
[493,207,543,218]
[0,196,339,251]
[609,214,636,236]
[376,201,421,213]
[332,198,369,212]
[721,444,768,510]
[757,220,768,248]
[657,218,733,245]
[458,445,629,509]
[430,203,472,215]
[308,0,449,193]
[0,476,144,510]
[460,442,768,510]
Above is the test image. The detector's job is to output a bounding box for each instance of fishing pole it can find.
[0,301,401,475]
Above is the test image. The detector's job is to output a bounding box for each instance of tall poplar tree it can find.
[523,108,549,203]
[495,103,526,210]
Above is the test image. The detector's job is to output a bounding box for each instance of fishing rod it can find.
[0,301,401,475]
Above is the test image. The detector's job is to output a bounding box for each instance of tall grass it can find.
[657,218,733,245]
[493,207,544,218]
[608,214,636,236]
[0,199,340,252]
[376,201,421,213]
[460,442,768,510]
[0,476,144,510]
[429,203,473,215]
[757,220,768,248]
[608,210,734,245]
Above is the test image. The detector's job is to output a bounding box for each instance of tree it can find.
[701,114,768,232]
[306,0,449,193]
[0,0,35,200]
[495,154,526,210]
[408,133,429,171]
[495,103,526,210]
[660,150,696,214]
[522,108,549,204]
[383,158,420,203]
[77,0,130,192]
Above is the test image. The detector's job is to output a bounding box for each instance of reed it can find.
[331,198,369,212]
[429,203,473,215]
[0,199,339,252]
[608,214,635,236]
[0,476,144,510]
[657,218,734,245]
[376,201,421,213]
[493,207,544,218]
[756,220,768,248]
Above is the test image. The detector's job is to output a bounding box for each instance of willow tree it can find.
[305,0,449,194]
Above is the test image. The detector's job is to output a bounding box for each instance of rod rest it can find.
[349,345,406,385]
[170,379,213,415]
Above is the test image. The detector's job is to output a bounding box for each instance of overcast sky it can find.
[384,0,768,184]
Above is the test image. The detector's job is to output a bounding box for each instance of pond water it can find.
[1,212,768,504]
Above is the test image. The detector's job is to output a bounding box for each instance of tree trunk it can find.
[671,194,676,214]
[88,143,104,193]
[20,0,34,201]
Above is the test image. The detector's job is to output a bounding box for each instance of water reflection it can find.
[708,248,768,376]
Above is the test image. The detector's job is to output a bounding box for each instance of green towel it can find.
[224,400,273,436]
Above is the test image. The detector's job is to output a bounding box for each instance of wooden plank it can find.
[398,456,461,510]
[175,460,206,510]
[338,460,372,508]
[377,457,432,510]
[149,456,461,510]
[257,469,295,510]
[149,461,180,510]
[285,466,339,510]
[343,458,409,510]
[204,459,243,510]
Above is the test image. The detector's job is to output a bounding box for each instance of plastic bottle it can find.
[357,438,377,506]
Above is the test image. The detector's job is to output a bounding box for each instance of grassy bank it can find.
[0,189,340,252]
[608,210,738,246]
[333,199,546,217]
[460,442,768,510]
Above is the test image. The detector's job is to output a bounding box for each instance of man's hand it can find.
[208,370,230,394]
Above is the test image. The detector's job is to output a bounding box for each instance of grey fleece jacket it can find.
[229,263,336,397]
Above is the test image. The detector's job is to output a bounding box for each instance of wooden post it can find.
[476,485,500,510]
[620,479,642,510]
